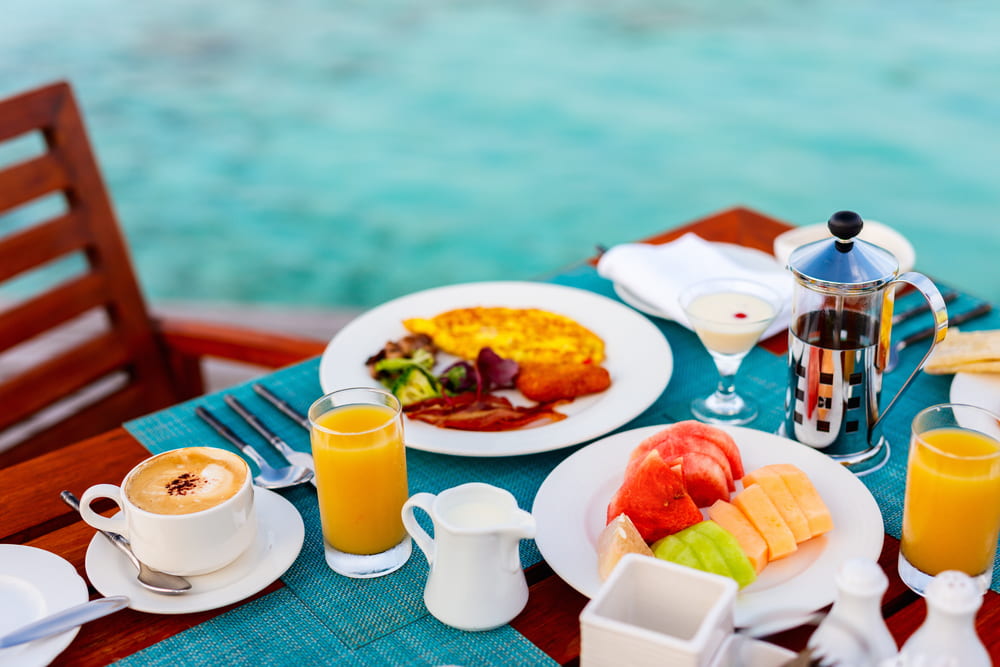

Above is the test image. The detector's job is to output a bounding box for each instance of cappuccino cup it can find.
[79,446,256,576]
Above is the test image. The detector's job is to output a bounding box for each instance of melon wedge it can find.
[696,520,757,588]
[676,525,732,579]
[742,466,811,543]
[707,499,768,574]
[597,513,654,581]
[766,463,834,538]
[733,483,797,561]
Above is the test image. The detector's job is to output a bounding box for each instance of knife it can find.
[0,596,130,649]
[892,289,959,325]
[223,394,317,487]
[252,384,310,430]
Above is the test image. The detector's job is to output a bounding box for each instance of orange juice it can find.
[901,427,1000,577]
[311,403,409,555]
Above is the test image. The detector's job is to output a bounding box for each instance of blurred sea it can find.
[2,0,999,309]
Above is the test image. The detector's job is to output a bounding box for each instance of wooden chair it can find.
[0,81,328,467]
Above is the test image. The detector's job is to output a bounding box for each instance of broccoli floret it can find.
[391,366,442,407]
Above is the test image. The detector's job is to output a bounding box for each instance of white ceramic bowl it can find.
[773,220,916,273]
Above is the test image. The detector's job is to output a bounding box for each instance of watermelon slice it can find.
[606,449,702,543]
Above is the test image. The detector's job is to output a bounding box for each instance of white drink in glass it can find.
[685,291,777,355]
[679,278,782,425]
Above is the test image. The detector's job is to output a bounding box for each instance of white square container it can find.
[579,554,737,667]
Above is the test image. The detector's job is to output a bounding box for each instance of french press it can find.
[782,211,949,474]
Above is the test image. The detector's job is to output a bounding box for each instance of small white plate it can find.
[85,487,304,614]
[950,372,1000,439]
[613,243,787,321]
[318,281,673,457]
[0,544,89,667]
[533,424,885,629]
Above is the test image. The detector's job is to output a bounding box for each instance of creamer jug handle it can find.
[401,493,437,566]
[504,511,536,573]
[872,272,948,440]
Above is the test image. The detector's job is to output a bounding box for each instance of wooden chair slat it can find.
[0,213,89,283]
[0,331,132,431]
[0,384,150,468]
[0,153,70,213]
[0,80,324,466]
[0,82,65,143]
[0,273,109,354]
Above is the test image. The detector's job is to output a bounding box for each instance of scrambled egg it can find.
[403,307,605,365]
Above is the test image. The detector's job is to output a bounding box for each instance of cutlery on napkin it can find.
[596,233,794,339]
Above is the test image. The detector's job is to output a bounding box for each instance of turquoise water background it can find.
[2,0,999,308]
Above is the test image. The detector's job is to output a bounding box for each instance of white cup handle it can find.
[79,484,129,537]
[401,492,436,566]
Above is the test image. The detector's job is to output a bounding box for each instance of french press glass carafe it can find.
[782,211,949,474]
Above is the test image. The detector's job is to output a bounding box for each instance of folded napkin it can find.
[597,233,794,339]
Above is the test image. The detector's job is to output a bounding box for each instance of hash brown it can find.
[403,306,605,365]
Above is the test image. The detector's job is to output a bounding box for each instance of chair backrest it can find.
[0,81,180,459]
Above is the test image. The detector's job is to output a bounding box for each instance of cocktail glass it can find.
[308,387,412,578]
[899,403,1000,595]
[679,278,781,425]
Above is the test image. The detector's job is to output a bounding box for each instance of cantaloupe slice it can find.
[597,513,655,581]
[707,499,768,574]
[733,483,797,561]
[742,466,812,543]
[767,463,834,538]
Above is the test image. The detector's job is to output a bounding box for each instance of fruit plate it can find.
[318,281,673,457]
[532,424,885,629]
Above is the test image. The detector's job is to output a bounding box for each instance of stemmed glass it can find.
[679,278,782,425]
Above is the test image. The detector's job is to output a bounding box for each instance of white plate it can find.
[532,424,885,628]
[318,281,673,457]
[950,372,1000,439]
[0,544,88,667]
[613,243,787,321]
[85,487,304,614]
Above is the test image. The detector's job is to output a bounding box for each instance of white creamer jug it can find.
[402,483,536,631]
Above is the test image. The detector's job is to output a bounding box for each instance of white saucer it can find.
[0,544,89,667]
[85,487,304,614]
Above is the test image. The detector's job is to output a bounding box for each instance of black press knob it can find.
[828,210,864,240]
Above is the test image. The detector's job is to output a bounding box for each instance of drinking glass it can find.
[899,403,1000,595]
[679,278,781,425]
[308,387,412,578]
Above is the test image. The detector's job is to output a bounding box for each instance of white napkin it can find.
[597,233,794,339]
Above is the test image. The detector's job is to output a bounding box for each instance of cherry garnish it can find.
[734,312,748,319]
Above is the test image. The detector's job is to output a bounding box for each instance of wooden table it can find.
[3,207,999,665]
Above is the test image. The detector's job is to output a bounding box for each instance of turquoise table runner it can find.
[120,264,999,666]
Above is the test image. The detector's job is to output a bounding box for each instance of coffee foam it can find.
[125,447,247,515]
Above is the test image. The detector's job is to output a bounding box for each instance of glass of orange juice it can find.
[899,403,1000,595]
[308,387,412,578]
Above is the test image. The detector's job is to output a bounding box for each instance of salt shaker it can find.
[897,570,990,667]
[809,558,897,666]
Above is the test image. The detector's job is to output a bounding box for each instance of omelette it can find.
[403,307,605,365]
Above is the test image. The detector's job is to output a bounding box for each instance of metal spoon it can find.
[60,491,192,595]
[223,394,317,487]
[195,406,315,489]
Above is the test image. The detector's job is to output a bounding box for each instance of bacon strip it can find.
[404,393,567,431]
